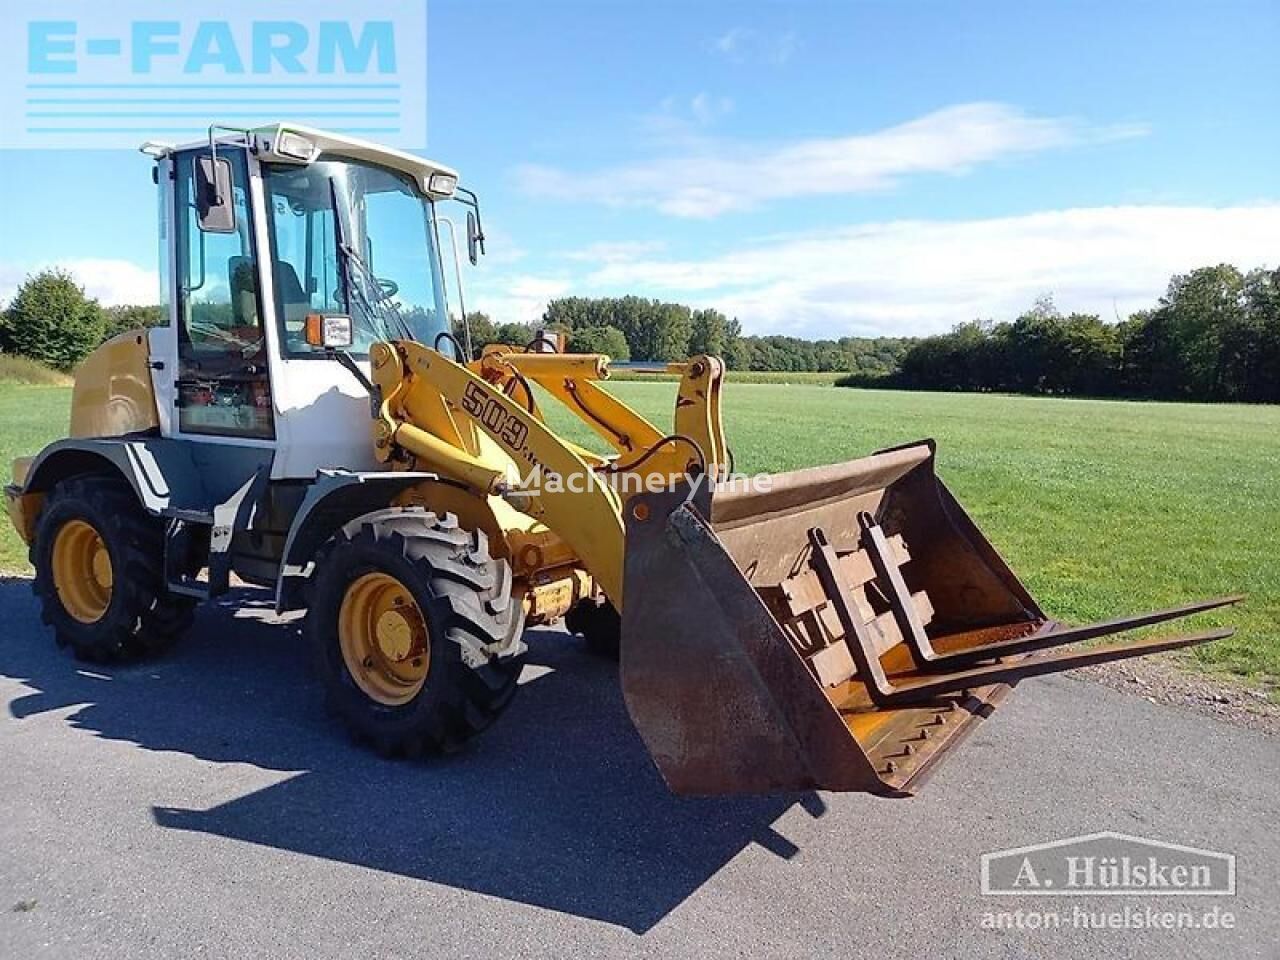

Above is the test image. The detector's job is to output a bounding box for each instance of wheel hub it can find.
[338,572,431,706]
[51,518,113,624]
[375,609,415,661]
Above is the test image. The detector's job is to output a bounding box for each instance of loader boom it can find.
[368,340,730,605]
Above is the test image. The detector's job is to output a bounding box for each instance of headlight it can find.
[304,313,354,350]
[275,131,318,162]
[427,172,458,196]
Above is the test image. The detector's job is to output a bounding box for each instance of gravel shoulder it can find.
[1077,657,1280,736]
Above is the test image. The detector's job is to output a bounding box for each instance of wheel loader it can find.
[5,123,1240,796]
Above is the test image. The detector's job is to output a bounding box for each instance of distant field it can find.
[2,381,1276,687]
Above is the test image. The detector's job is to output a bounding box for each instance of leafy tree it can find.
[724,333,753,371]
[451,312,534,356]
[1154,264,1246,399]
[495,267,1280,403]
[689,308,730,357]
[494,322,535,347]
[0,269,105,370]
[453,311,496,355]
[103,304,166,340]
[568,324,631,360]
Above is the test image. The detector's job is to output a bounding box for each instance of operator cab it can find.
[144,124,481,479]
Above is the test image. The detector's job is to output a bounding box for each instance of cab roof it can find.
[142,123,460,198]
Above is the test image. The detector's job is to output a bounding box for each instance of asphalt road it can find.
[1,578,1276,960]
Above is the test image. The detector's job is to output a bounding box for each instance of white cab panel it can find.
[148,326,177,437]
[269,357,381,478]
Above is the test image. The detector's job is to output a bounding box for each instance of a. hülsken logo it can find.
[981,832,1235,897]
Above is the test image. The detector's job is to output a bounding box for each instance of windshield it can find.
[262,158,452,357]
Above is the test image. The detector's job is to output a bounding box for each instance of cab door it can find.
[165,147,275,444]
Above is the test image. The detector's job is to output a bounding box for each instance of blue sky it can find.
[1,0,1277,337]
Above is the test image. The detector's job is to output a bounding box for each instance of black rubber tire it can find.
[31,475,197,662]
[565,596,621,661]
[307,507,526,757]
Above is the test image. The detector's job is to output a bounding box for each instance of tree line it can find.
[841,265,1280,403]
[5,263,1278,404]
[458,295,912,378]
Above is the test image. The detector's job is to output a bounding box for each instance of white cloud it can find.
[689,92,734,126]
[575,205,1280,337]
[642,94,736,141]
[470,274,571,327]
[714,27,798,65]
[514,102,1145,218]
[565,240,667,263]
[0,258,159,308]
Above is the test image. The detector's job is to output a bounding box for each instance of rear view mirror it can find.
[196,156,236,234]
[466,210,483,265]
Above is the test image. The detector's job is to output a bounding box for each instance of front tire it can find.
[307,508,525,757]
[32,475,196,661]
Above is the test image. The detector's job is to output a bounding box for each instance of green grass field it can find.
[2,381,1276,687]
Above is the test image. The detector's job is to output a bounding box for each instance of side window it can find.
[174,149,274,439]
[267,189,344,356]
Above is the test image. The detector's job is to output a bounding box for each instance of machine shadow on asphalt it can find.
[0,580,827,934]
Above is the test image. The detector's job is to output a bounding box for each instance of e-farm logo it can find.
[0,0,426,149]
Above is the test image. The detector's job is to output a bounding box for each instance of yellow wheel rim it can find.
[338,572,431,706]
[51,518,114,624]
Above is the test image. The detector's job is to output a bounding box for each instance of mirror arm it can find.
[456,186,486,256]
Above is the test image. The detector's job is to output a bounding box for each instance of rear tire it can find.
[32,475,196,662]
[307,508,525,757]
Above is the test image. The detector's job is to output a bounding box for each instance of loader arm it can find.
[476,346,731,484]
[369,341,732,605]
[371,340,630,602]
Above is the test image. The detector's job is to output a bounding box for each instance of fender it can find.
[19,437,271,515]
[9,439,272,578]
[274,469,438,612]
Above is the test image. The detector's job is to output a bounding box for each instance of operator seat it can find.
[273,261,314,351]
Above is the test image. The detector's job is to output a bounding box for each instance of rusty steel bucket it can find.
[618,440,1238,797]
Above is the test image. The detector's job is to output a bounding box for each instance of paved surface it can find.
[0,578,1276,960]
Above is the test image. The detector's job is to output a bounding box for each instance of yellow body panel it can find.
[5,483,42,545]
[69,330,159,439]
[7,331,159,547]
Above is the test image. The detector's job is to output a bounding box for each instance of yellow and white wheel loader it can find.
[5,124,1240,795]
